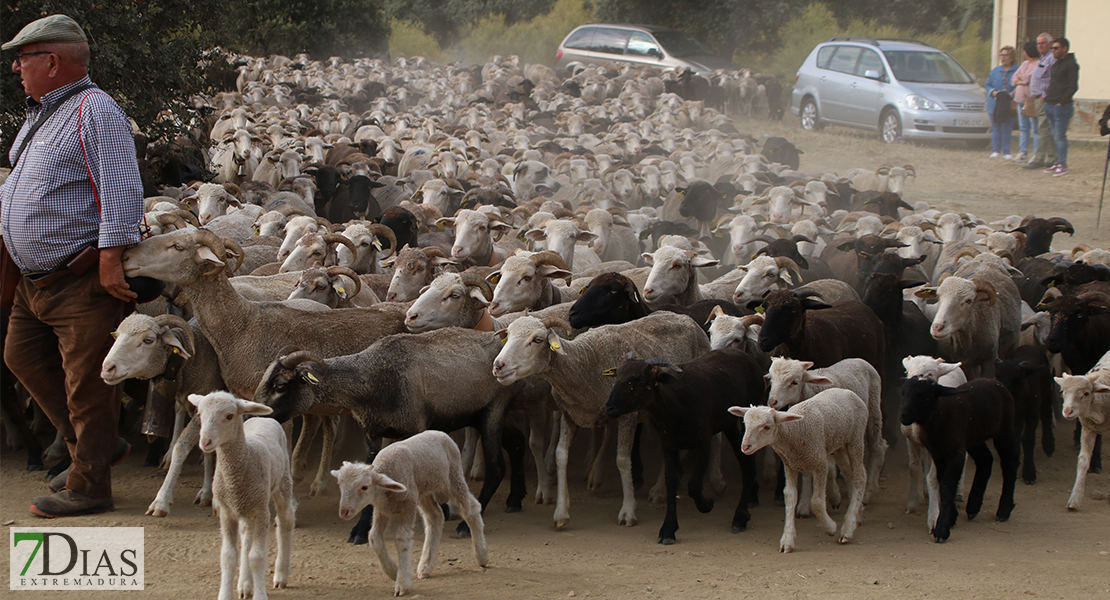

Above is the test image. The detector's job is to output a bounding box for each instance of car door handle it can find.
[850,82,858,88]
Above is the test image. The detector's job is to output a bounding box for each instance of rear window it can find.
[884,50,974,84]
[589,27,631,55]
[816,46,837,69]
[562,27,594,51]
[827,46,862,74]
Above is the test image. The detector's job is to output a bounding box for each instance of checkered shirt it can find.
[0,76,142,272]
[1029,53,1057,99]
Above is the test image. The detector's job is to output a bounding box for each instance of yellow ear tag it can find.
[754,305,765,314]
[253,226,260,235]
[500,336,507,344]
[601,368,616,377]
[549,340,561,351]
[579,286,589,294]
[858,251,868,258]
[172,347,181,355]
[337,286,346,294]
[110,331,118,339]
[1046,281,1055,288]
[436,221,446,229]
[303,373,320,385]
[489,273,501,284]
[373,240,383,250]
[714,231,723,238]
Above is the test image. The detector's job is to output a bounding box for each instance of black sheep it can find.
[569,272,651,330]
[995,346,1056,484]
[900,377,1019,543]
[761,137,802,170]
[605,349,764,544]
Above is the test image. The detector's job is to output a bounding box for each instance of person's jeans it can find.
[990,114,1015,155]
[1044,102,1074,167]
[1034,97,1057,164]
[1017,112,1037,156]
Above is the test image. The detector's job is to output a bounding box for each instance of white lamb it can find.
[331,430,488,597]
[1055,370,1110,511]
[730,388,868,553]
[189,392,295,600]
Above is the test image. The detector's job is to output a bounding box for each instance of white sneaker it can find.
[1013,153,1027,162]
[1003,154,1013,160]
[989,152,1000,158]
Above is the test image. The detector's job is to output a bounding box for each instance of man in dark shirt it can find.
[1043,37,1079,177]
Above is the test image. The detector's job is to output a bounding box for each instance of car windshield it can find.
[651,30,713,58]
[883,50,974,84]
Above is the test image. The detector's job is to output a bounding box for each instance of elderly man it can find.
[1022,32,1058,170]
[1,15,142,517]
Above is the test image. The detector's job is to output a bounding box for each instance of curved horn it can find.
[365,223,398,259]
[773,256,803,283]
[193,229,227,263]
[155,213,188,230]
[313,216,332,229]
[322,233,357,259]
[1077,291,1110,307]
[952,247,980,267]
[903,164,916,178]
[421,246,448,259]
[1047,217,1075,235]
[323,266,362,298]
[152,314,195,357]
[458,270,494,300]
[279,350,325,371]
[221,182,242,199]
[1071,243,1093,258]
[171,209,201,226]
[222,237,244,275]
[973,278,998,306]
[529,250,572,282]
[737,314,764,327]
[541,316,574,335]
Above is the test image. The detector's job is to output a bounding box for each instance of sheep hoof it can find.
[554,518,569,529]
[779,544,794,553]
[456,522,472,538]
[731,523,747,533]
[658,536,676,545]
[1067,503,1079,511]
[348,532,368,545]
[505,505,522,513]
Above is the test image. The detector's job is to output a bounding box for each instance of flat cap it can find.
[3,15,88,51]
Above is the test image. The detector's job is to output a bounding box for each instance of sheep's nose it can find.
[386,292,397,302]
[492,359,505,372]
[405,312,418,323]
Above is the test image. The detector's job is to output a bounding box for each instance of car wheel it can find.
[880,110,901,143]
[800,98,822,131]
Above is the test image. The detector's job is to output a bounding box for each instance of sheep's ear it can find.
[772,412,804,424]
[524,229,547,241]
[800,361,814,370]
[160,327,193,359]
[187,394,204,408]
[914,287,938,299]
[1054,376,1067,387]
[1094,383,1110,394]
[575,231,598,243]
[547,331,567,355]
[538,266,572,280]
[495,328,508,343]
[641,252,655,264]
[373,472,407,493]
[691,256,720,268]
[330,469,342,480]
[434,217,455,230]
[237,400,273,416]
[485,271,501,284]
[937,362,962,376]
[195,246,226,268]
[727,406,749,417]
[837,241,856,252]
[746,324,761,343]
[804,374,832,385]
[468,286,490,305]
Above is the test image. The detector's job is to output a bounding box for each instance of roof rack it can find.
[875,38,935,48]
[826,36,879,46]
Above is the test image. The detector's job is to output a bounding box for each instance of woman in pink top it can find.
[1011,41,1040,162]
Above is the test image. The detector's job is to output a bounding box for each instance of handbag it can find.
[1022,96,1037,117]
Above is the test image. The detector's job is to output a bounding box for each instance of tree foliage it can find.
[220,0,390,59]
[384,0,555,49]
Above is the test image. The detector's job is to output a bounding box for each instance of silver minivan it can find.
[791,37,990,143]
[555,24,735,74]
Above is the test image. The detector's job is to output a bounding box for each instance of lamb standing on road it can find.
[331,431,488,597]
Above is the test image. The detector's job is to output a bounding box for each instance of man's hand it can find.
[100,246,137,302]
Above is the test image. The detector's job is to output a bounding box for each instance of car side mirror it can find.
[648,48,663,59]
[864,69,882,80]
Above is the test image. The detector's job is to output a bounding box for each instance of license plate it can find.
[954,119,982,127]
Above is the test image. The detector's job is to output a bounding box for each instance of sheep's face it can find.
[488,257,545,317]
[729,406,800,454]
[195,184,239,226]
[568,275,643,330]
[902,355,965,386]
[1040,295,1109,354]
[642,246,717,303]
[936,214,967,243]
[288,270,341,308]
[1057,374,1110,420]
[605,359,680,419]
[253,359,322,424]
[707,314,759,352]
[336,226,377,271]
[733,256,786,304]
[443,210,501,261]
[405,273,484,333]
[188,392,272,453]
[583,210,613,256]
[101,315,188,385]
[278,217,320,261]
[121,229,224,284]
[755,290,810,352]
[280,233,328,273]
[529,221,596,268]
[923,277,982,340]
[766,187,801,224]
[256,212,287,237]
[766,358,813,410]
[899,377,939,426]
[387,250,434,302]
[331,461,407,520]
[492,317,561,385]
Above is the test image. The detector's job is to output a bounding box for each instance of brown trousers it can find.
[3,268,130,499]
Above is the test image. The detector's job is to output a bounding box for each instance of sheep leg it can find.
[148,414,200,517]
[657,444,683,545]
[500,424,527,513]
[197,451,215,508]
[217,509,239,600]
[370,512,398,580]
[615,414,639,527]
[826,456,842,510]
[545,411,560,477]
[904,433,924,514]
[43,430,67,463]
[723,424,757,528]
[1039,394,1055,457]
[526,406,555,505]
[553,413,578,529]
[449,460,488,568]
[836,445,867,544]
[416,495,444,580]
[707,432,727,496]
[291,414,319,484]
[864,435,888,504]
[798,473,813,517]
[461,413,511,537]
[932,453,964,543]
[393,509,417,597]
[687,441,714,514]
[994,430,1019,522]
[460,427,480,481]
[648,460,668,504]
[309,415,338,497]
[247,513,270,600]
[159,407,188,470]
[964,442,993,521]
[236,519,253,599]
[780,465,800,553]
[273,474,295,590]
[1020,407,1038,485]
[586,423,614,490]
[925,458,941,531]
[1067,426,1097,510]
[809,460,838,537]
[1091,435,1103,474]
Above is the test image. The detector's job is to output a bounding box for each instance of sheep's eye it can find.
[225,414,234,421]
[965,299,972,304]
[361,485,369,492]
[143,337,155,345]
[522,276,532,282]
[449,293,460,299]
[416,266,425,272]
[312,251,323,257]
[762,425,770,431]
[533,336,544,344]
[789,381,796,387]
[316,284,326,291]
[671,264,681,270]
[171,243,185,251]
[361,241,371,246]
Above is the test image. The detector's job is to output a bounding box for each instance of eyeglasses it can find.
[13,50,50,65]
[1051,46,1063,51]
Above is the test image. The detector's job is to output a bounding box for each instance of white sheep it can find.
[729,388,869,553]
[1055,370,1110,511]
[189,392,295,600]
[331,431,488,597]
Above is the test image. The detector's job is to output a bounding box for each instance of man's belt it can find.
[22,245,100,289]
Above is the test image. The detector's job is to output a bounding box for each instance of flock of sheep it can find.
[5,50,1109,598]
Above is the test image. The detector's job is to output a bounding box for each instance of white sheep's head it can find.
[405,271,492,333]
[487,251,572,317]
[385,247,456,303]
[277,215,322,261]
[437,209,510,262]
[255,211,287,238]
[732,255,802,304]
[491,316,572,385]
[101,314,194,385]
[188,391,273,453]
[915,277,997,341]
[728,405,802,455]
[766,358,833,410]
[1056,373,1110,421]
[706,308,762,352]
[901,355,967,387]
[641,245,719,303]
[525,219,597,269]
[194,183,242,226]
[331,461,407,521]
[122,228,243,285]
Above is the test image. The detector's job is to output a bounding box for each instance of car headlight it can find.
[905,95,943,111]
